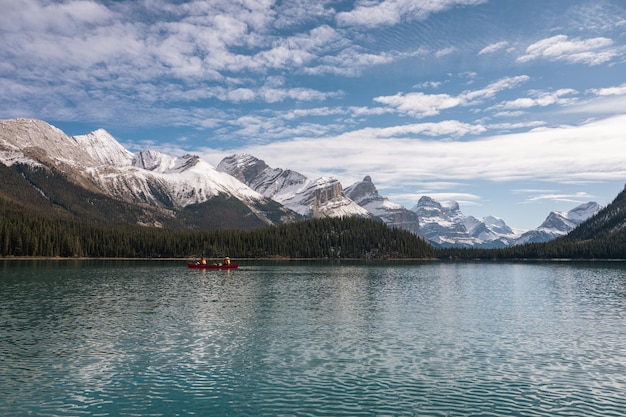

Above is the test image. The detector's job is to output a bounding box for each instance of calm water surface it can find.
[1,260,626,416]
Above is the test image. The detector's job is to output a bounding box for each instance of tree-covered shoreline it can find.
[3,190,626,260]
[1,207,435,260]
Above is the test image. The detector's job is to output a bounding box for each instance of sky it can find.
[2,0,626,230]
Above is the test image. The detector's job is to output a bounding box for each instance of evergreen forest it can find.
[0,202,435,259]
[3,182,626,260]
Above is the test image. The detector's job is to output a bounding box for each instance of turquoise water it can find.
[1,260,626,416]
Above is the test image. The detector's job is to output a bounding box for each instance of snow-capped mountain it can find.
[0,118,297,228]
[413,196,524,248]
[0,118,105,169]
[217,154,369,218]
[514,202,602,245]
[344,176,420,235]
[74,128,135,167]
[413,195,601,248]
[0,118,604,243]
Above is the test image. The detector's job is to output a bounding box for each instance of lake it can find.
[1,260,626,416]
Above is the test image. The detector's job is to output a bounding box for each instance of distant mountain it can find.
[344,176,421,235]
[217,155,424,235]
[411,196,601,248]
[412,196,521,248]
[0,118,610,247]
[514,202,602,245]
[217,154,370,218]
[487,185,626,259]
[561,185,626,242]
[0,118,299,229]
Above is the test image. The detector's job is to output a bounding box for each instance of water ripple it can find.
[2,261,626,416]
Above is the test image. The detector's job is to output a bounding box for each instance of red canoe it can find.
[187,263,239,269]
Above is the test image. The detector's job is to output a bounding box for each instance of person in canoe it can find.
[187,257,238,269]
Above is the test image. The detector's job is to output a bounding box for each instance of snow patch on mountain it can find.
[0,118,98,168]
[413,196,522,248]
[1,118,274,216]
[514,201,602,245]
[73,129,134,167]
[87,151,265,208]
[345,176,420,235]
[413,195,601,248]
[218,154,369,218]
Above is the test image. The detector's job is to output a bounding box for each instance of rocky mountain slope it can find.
[413,196,521,248]
[217,154,370,218]
[514,201,602,245]
[217,154,424,235]
[344,176,421,236]
[412,196,601,248]
[0,118,298,229]
[561,184,626,242]
[1,118,603,245]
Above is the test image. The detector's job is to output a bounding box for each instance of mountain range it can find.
[0,118,602,247]
[414,196,601,248]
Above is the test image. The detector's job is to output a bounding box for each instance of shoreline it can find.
[1,256,624,262]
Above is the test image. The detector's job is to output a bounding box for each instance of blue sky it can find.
[2,0,626,229]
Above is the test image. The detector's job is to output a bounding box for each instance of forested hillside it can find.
[439,234,626,260]
[0,201,434,259]
[439,185,626,260]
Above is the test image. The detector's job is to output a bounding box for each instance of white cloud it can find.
[517,34,618,65]
[436,47,456,58]
[561,94,626,116]
[478,41,509,55]
[588,83,626,97]
[460,76,529,103]
[413,81,442,89]
[374,92,461,117]
[272,0,336,29]
[229,114,626,192]
[0,0,116,34]
[488,122,547,132]
[490,89,578,111]
[525,192,595,204]
[336,0,486,28]
[347,120,486,139]
[374,76,529,117]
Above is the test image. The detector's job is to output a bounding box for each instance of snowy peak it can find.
[133,150,179,172]
[413,195,602,247]
[217,153,270,183]
[218,154,369,218]
[482,216,515,235]
[413,196,520,248]
[72,128,134,167]
[0,118,98,168]
[537,201,601,233]
[344,175,378,205]
[515,201,602,244]
[1,118,299,228]
[304,176,369,218]
[133,151,205,174]
[345,176,420,235]
[217,153,308,201]
[561,201,602,223]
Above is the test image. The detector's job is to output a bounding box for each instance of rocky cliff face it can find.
[514,201,602,245]
[0,118,299,229]
[2,118,603,244]
[345,176,420,235]
[413,196,521,248]
[412,195,602,248]
[218,154,369,218]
